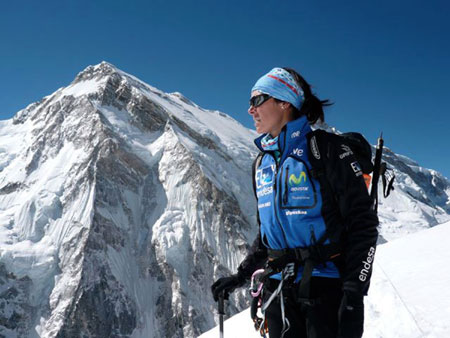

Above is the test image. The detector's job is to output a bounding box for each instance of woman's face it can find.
[248,91,288,136]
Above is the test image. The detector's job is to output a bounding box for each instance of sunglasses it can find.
[249,94,271,107]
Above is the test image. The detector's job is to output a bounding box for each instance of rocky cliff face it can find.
[1,62,256,337]
[377,147,450,241]
[0,62,449,337]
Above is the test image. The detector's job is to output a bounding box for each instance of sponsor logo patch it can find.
[256,165,275,189]
[258,201,271,209]
[290,186,308,192]
[286,210,308,216]
[257,186,273,198]
[351,161,363,177]
[289,172,307,186]
[359,247,376,282]
[292,148,303,157]
[291,131,301,138]
[339,144,353,159]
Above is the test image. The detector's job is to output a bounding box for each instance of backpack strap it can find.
[307,129,339,208]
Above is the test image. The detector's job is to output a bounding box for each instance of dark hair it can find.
[282,67,332,124]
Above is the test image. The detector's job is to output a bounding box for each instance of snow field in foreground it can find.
[199,221,450,338]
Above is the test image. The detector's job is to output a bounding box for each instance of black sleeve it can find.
[236,223,268,281]
[324,135,379,296]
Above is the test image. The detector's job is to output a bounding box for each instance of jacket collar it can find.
[254,116,312,160]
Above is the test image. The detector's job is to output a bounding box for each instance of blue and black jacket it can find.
[237,116,379,296]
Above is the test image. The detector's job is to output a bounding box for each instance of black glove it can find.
[211,274,245,302]
[337,291,364,338]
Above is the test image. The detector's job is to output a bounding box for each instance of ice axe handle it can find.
[218,293,225,338]
[370,133,384,209]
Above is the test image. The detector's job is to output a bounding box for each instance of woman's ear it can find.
[277,101,289,110]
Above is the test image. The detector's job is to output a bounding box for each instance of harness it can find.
[267,241,342,303]
[249,238,343,337]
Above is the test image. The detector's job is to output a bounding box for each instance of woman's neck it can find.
[270,111,296,137]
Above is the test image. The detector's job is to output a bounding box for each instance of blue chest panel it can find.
[255,146,326,250]
[254,117,339,279]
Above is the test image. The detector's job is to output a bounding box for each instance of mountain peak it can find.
[73,61,119,84]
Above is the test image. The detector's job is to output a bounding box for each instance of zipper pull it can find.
[310,225,317,245]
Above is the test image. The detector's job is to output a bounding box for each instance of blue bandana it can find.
[260,134,280,163]
[252,68,305,110]
[260,134,279,151]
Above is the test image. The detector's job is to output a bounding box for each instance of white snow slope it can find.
[200,220,450,338]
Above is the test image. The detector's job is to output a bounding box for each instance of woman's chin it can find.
[255,125,265,134]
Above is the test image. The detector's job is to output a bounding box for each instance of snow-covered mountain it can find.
[0,62,449,338]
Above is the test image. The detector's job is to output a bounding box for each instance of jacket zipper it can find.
[284,166,289,205]
[310,224,317,244]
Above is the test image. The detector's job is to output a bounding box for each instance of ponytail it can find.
[282,67,332,124]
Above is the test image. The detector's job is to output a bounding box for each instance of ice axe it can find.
[371,132,384,212]
[218,291,225,338]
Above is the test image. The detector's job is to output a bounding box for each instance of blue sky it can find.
[1,0,449,179]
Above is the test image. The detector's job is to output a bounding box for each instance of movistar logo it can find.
[289,172,307,186]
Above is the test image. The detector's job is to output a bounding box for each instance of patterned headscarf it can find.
[252,67,305,110]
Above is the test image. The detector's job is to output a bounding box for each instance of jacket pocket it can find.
[280,157,317,209]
